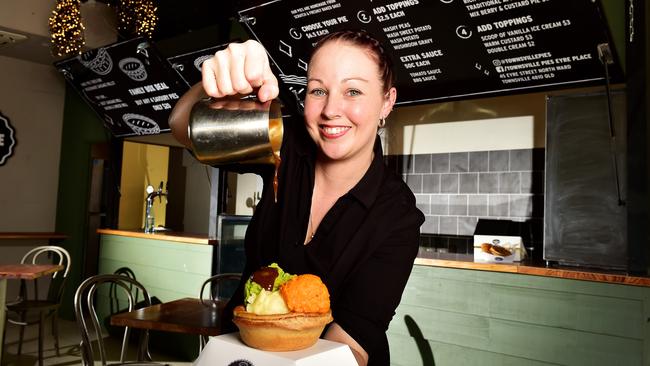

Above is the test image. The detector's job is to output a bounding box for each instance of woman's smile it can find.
[319,124,351,138]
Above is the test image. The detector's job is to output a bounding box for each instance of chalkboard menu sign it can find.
[55,38,189,137]
[167,43,232,87]
[238,0,622,106]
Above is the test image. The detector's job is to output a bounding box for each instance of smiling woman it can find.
[169,30,424,366]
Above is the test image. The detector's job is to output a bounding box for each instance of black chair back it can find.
[198,273,242,305]
[109,267,139,315]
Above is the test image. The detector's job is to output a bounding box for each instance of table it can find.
[110,297,226,336]
[0,232,68,241]
[0,264,64,365]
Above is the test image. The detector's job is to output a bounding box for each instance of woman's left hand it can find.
[324,322,368,366]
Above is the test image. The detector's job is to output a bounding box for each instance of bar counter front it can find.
[96,229,215,303]
[96,229,219,359]
[97,229,650,365]
[389,253,650,366]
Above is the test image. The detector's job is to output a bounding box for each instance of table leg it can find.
[0,278,7,365]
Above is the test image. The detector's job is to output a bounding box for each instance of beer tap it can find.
[144,181,168,233]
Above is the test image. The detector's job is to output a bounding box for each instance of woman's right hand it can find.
[201,40,279,102]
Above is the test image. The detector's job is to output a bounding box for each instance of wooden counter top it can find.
[415,255,650,288]
[0,232,67,240]
[97,229,217,245]
[0,264,64,279]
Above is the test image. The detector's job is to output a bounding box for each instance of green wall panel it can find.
[389,333,561,366]
[98,235,212,275]
[387,265,650,366]
[98,234,213,303]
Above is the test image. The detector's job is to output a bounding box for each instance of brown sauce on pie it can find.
[251,266,279,291]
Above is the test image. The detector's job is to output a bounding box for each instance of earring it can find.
[378,117,386,128]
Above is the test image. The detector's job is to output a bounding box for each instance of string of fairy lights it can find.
[48,0,85,56]
[49,0,158,56]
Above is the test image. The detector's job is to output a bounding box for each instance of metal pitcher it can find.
[188,97,283,165]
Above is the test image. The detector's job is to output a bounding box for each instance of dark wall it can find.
[625,0,649,274]
[55,84,110,319]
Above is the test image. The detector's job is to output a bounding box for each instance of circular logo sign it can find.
[228,360,253,366]
[0,111,17,166]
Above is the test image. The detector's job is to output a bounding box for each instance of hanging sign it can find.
[0,111,16,166]
[237,0,623,106]
[55,38,189,137]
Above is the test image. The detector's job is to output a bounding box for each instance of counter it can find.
[388,256,650,366]
[96,229,216,245]
[98,229,650,287]
[96,229,214,303]
[97,229,650,365]
[0,232,68,241]
[414,254,650,288]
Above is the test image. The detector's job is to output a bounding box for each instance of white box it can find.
[193,333,357,366]
[473,235,525,263]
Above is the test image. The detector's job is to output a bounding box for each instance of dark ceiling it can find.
[86,0,238,42]
[151,0,236,41]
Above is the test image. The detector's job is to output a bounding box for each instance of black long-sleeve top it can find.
[222,116,424,366]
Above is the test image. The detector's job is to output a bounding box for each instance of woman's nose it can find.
[322,95,343,120]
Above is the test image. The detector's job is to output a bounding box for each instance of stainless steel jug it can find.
[188,97,283,166]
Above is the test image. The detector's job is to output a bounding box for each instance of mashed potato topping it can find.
[245,289,290,315]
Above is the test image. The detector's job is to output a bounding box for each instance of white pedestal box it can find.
[193,333,357,366]
[473,234,525,263]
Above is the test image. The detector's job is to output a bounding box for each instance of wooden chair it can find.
[73,274,166,366]
[3,245,70,366]
[197,273,241,350]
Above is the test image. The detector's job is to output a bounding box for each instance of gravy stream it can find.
[268,116,283,203]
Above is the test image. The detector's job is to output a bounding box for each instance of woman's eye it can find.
[347,89,362,96]
[308,88,326,97]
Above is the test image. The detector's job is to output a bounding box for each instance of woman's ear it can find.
[382,87,397,118]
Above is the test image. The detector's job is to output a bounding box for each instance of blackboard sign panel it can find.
[238,0,622,106]
[544,91,627,270]
[55,38,189,137]
[167,43,232,87]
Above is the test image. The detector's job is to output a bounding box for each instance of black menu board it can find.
[55,38,189,137]
[167,43,232,87]
[238,0,622,106]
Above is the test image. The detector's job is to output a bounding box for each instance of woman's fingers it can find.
[213,49,235,96]
[229,42,255,95]
[257,68,279,102]
[243,40,279,102]
[201,57,220,97]
[201,40,279,101]
[257,55,279,102]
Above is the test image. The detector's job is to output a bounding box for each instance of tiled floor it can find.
[2,318,193,365]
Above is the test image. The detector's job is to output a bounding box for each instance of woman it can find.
[169,30,424,366]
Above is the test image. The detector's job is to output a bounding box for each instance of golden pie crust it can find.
[233,305,333,351]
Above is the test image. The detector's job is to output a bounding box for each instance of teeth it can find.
[322,126,349,135]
